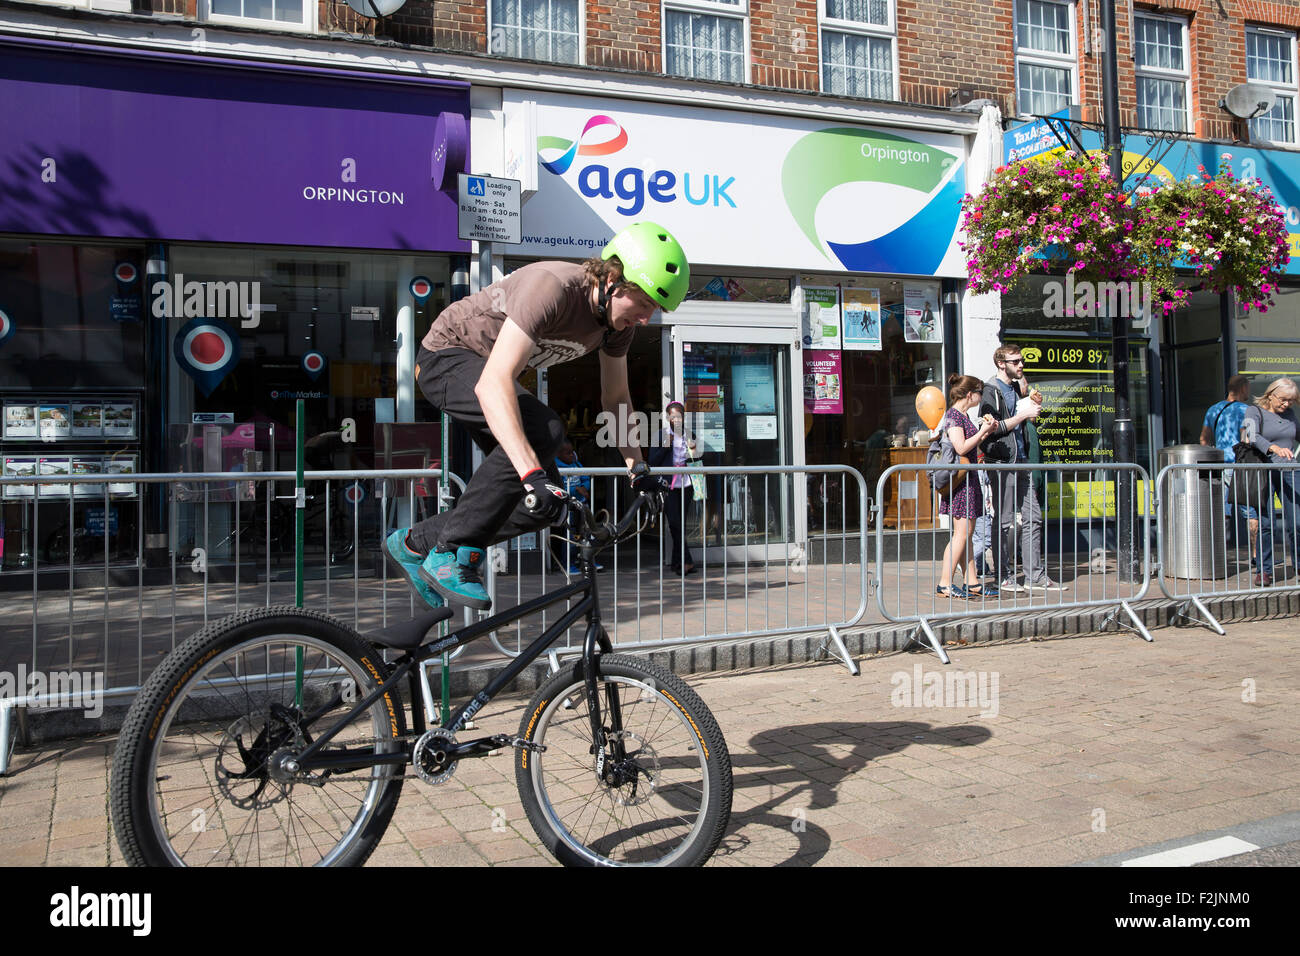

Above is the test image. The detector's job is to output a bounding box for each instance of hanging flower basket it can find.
[1129,160,1291,313]
[960,151,1134,295]
[961,152,1291,313]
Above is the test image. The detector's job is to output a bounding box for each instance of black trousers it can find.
[406,347,565,554]
[663,486,695,568]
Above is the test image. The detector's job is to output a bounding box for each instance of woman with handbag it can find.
[937,375,999,599]
[1237,377,1300,586]
[651,401,699,575]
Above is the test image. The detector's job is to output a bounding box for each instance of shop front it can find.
[504,89,970,548]
[0,39,470,574]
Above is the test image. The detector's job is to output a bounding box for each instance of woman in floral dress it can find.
[937,375,998,599]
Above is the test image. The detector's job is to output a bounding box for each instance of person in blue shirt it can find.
[1200,375,1256,561]
[1200,375,1252,460]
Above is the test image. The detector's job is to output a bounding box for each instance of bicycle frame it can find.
[290,567,615,775]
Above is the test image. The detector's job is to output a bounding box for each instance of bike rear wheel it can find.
[111,607,406,867]
[515,655,732,867]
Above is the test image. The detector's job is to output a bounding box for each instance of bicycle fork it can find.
[582,621,629,778]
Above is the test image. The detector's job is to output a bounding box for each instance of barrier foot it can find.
[1101,601,1154,643]
[906,619,951,665]
[1173,596,1225,635]
[0,701,15,776]
[815,626,860,676]
[547,650,561,676]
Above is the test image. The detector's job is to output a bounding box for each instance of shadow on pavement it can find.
[713,720,993,866]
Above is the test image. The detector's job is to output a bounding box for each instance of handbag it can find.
[1232,407,1271,508]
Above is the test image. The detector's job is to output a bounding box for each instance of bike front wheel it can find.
[515,655,732,867]
[111,607,407,867]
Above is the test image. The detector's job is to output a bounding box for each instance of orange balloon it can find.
[915,386,945,431]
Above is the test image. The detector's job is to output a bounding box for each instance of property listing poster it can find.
[842,287,881,351]
[903,283,942,343]
[803,350,843,414]
[801,287,841,350]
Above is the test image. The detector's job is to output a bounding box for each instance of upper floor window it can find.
[1247,25,1298,145]
[1014,0,1076,116]
[489,0,582,65]
[819,0,896,100]
[1135,12,1190,131]
[664,1,748,83]
[204,0,313,30]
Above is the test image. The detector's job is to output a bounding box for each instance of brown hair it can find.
[993,344,1022,368]
[948,373,983,405]
[1228,374,1251,398]
[583,254,630,292]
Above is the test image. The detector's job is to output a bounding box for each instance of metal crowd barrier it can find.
[0,468,469,774]
[1155,460,1300,633]
[486,465,870,676]
[875,461,1154,663]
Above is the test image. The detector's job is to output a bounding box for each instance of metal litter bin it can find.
[1159,444,1226,578]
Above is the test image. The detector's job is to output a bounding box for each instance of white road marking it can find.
[1120,836,1259,867]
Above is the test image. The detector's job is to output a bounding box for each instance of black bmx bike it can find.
[110,489,733,867]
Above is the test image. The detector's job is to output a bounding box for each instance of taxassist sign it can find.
[507,92,967,276]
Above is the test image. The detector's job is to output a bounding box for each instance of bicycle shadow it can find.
[711,720,993,867]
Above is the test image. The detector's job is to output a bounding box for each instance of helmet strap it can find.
[595,279,613,326]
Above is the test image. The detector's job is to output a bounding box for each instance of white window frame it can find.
[1013,0,1078,117]
[1134,10,1191,132]
[1246,25,1299,146]
[201,0,316,33]
[488,0,585,66]
[817,0,899,101]
[662,0,751,85]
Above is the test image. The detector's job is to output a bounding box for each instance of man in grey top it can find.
[979,344,1066,592]
[383,222,690,611]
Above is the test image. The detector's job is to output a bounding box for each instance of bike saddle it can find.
[369,607,456,650]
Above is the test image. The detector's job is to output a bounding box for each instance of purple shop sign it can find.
[803,349,843,415]
[0,39,471,252]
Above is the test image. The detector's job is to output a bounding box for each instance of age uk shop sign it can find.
[508,91,968,277]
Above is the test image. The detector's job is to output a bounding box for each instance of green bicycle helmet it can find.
[601,222,690,312]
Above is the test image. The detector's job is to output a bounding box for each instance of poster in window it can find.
[72,457,104,497]
[730,354,776,415]
[3,457,37,497]
[38,457,71,497]
[72,403,104,437]
[903,283,941,344]
[102,402,137,438]
[801,287,841,350]
[4,404,37,438]
[38,404,71,441]
[842,288,882,351]
[107,454,139,497]
[803,350,843,414]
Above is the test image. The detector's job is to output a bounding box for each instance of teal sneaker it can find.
[419,546,492,611]
[383,529,445,610]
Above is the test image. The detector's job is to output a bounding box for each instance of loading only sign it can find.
[457,174,521,244]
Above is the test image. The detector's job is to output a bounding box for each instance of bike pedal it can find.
[509,736,547,754]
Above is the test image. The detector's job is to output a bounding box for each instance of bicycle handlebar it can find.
[523,487,660,548]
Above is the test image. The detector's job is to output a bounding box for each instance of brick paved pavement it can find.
[1,618,1297,866]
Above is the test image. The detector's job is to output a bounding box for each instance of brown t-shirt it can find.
[420,262,634,368]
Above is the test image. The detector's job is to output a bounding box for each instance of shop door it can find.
[671,324,805,563]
